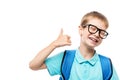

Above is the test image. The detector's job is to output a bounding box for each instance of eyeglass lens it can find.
[87,24,108,39]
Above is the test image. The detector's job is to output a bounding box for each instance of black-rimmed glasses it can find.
[83,24,108,39]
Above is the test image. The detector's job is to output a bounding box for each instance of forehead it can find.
[87,18,107,30]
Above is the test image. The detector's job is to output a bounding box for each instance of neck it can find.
[79,44,95,60]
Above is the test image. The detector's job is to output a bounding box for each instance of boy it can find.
[29,11,119,80]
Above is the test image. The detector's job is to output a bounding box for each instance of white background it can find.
[0,0,119,80]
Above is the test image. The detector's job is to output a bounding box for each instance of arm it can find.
[29,29,71,70]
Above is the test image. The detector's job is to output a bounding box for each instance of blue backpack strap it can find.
[99,54,113,80]
[59,50,76,80]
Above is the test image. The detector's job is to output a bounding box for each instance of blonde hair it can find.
[81,11,109,28]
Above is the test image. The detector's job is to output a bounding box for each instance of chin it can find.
[88,43,99,49]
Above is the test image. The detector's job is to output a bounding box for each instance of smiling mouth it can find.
[89,37,99,43]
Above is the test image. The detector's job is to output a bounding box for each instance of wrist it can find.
[50,40,58,49]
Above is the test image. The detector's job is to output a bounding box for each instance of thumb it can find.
[59,28,63,36]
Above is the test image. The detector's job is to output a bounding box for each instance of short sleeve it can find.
[110,66,119,80]
[45,51,64,76]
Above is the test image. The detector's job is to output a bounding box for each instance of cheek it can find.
[83,30,90,38]
[79,30,83,37]
[97,39,102,45]
[80,28,90,39]
[81,32,89,41]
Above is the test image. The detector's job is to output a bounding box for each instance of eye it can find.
[90,25,97,31]
[100,31,107,36]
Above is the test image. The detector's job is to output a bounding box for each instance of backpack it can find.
[59,50,113,80]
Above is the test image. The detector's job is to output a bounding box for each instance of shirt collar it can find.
[75,48,99,66]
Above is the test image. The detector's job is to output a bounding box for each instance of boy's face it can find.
[79,18,108,49]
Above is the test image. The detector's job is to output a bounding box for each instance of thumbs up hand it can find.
[53,28,71,48]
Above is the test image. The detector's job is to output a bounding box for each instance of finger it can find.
[59,28,63,36]
[67,35,71,39]
[65,37,71,45]
[68,39,71,44]
[65,41,72,46]
[67,37,71,43]
[64,35,71,39]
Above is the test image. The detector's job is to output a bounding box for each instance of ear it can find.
[78,26,83,36]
